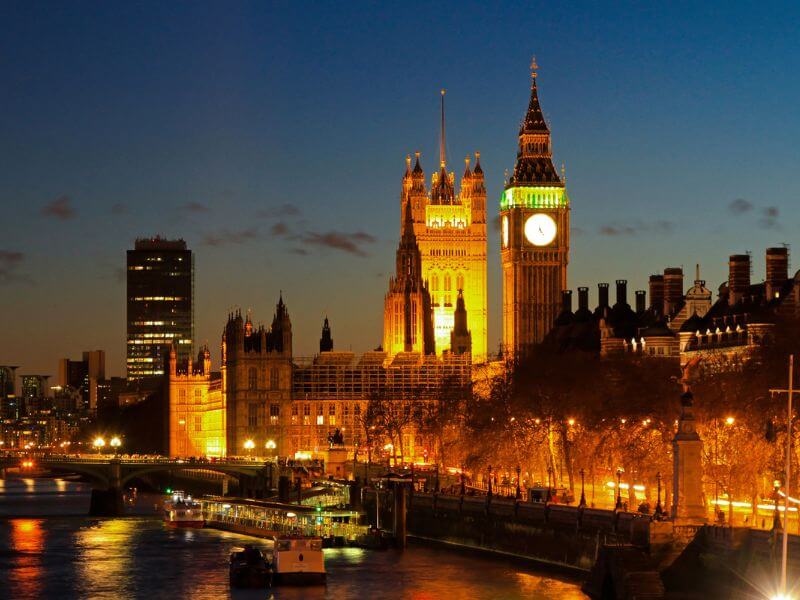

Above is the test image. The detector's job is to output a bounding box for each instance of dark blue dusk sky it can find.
[2,1,800,375]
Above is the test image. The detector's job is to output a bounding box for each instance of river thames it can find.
[0,478,586,599]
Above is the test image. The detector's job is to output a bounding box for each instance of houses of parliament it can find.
[168,61,572,460]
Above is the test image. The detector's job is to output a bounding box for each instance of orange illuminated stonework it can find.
[398,92,487,362]
[168,345,225,457]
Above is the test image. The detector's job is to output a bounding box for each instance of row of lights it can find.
[242,439,277,451]
[93,436,122,451]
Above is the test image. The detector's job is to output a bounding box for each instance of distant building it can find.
[127,237,193,380]
[0,366,18,418]
[0,365,16,398]
[21,375,49,401]
[58,350,105,411]
[95,376,127,414]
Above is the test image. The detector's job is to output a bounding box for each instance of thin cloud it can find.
[41,195,75,220]
[256,203,302,219]
[760,206,781,230]
[0,250,28,284]
[729,198,753,215]
[271,222,290,237]
[599,224,636,236]
[598,220,674,237]
[302,231,376,256]
[289,247,309,256]
[201,227,260,247]
[111,203,127,215]
[180,201,209,213]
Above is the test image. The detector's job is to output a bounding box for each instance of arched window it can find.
[194,389,201,404]
[456,273,464,292]
[248,367,257,391]
[444,273,451,291]
[431,274,439,291]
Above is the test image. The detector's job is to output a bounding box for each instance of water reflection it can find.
[75,519,136,599]
[0,479,586,599]
[9,519,45,599]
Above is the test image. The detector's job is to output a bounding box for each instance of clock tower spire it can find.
[501,58,570,356]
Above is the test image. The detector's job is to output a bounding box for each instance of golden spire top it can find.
[530,55,538,79]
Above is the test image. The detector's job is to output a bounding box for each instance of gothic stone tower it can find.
[401,91,488,362]
[501,59,570,356]
[221,296,293,456]
[383,199,436,355]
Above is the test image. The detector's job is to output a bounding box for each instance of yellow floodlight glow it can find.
[243,439,255,450]
[93,437,105,448]
[265,440,277,450]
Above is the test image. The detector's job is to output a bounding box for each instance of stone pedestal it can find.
[325,447,348,479]
[672,390,706,525]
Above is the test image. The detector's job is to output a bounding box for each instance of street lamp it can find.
[546,465,554,503]
[615,469,623,510]
[110,437,121,455]
[93,437,105,454]
[579,468,587,508]
[487,464,493,498]
[244,439,255,458]
[774,479,782,531]
[265,439,277,450]
[655,471,663,519]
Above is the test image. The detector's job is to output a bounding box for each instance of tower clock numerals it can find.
[524,213,557,246]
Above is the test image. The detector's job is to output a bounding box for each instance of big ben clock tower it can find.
[501,58,570,356]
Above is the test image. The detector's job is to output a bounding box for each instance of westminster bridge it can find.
[0,453,325,515]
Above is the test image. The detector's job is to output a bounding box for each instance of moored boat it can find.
[229,546,271,588]
[163,491,204,528]
[271,535,326,585]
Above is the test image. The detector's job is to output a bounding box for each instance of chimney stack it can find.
[766,247,789,300]
[561,289,573,313]
[649,275,665,315]
[635,290,646,314]
[615,280,628,306]
[577,287,589,314]
[663,268,684,316]
[728,254,751,305]
[598,283,609,310]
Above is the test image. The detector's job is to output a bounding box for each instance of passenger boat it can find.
[229,546,271,588]
[270,535,326,585]
[163,491,205,528]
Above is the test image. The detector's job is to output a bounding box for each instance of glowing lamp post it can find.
[244,439,255,458]
[773,479,782,531]
[655,471,663,519]
[265,439,277,458]
[93,437,105,455]
[110,437,121,455]
[579,468,587,508]
[615,469,623,510]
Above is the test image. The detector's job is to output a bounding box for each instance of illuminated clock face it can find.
[524,214,557,246]
[501,215,509,248]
